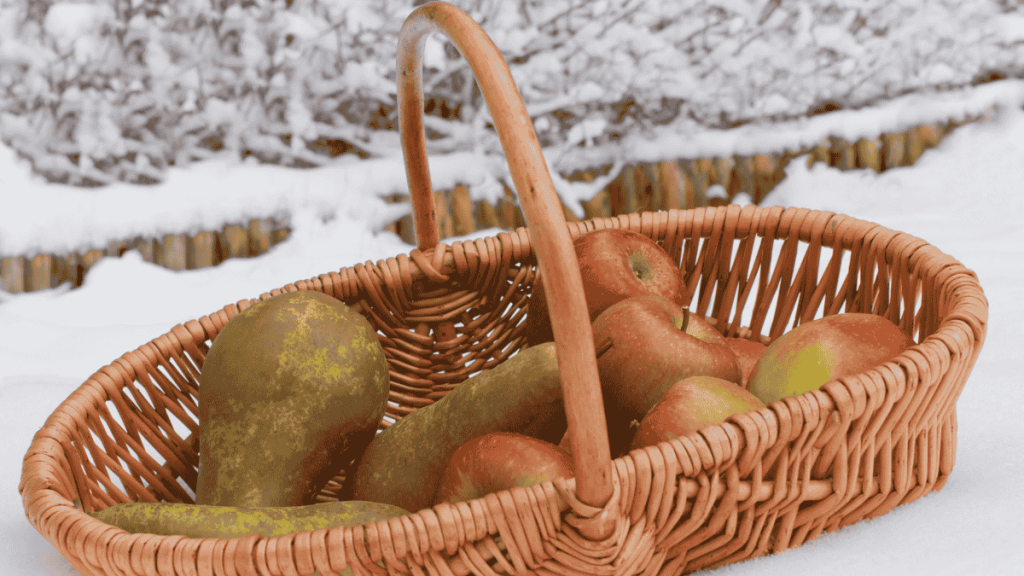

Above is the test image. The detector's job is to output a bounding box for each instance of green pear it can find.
[197,290,390,508]
[351,342,567,513]
[88,500,409,539]
[89,500,409,576]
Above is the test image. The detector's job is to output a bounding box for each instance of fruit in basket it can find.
[725,337,768,389]
[592,295,742,457]
[351,342,567,513]
[523,228,684,346]
[747,312,913,405]
[88,499,410,539]
[196,290,390,508]
[629,376,766,451]
[433,432,573,505]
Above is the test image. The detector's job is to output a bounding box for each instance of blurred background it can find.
[2,1,1022,575]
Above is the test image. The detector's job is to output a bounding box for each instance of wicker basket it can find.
[20,3,988,575]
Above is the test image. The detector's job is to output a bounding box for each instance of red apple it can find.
[748,312,913,405]
[523,228,684,346]
[591,295,742,457]
[724,337,768,389]
[629,375,766,451]
[433,432,574,506]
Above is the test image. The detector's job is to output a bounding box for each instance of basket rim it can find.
[19,204,988,574]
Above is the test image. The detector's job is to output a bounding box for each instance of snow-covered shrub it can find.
[0,0,1022,187]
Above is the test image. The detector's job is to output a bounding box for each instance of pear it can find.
[197,290,390,507]
[89,500,409,576]
[88,499,409,539]
[351,342,567,513]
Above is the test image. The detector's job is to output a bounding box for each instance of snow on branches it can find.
[0,0,1021,187]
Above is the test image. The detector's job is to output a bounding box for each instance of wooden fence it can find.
[0,119,968,294]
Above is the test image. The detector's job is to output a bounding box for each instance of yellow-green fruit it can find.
[748,312,913,405]
[197,290,390,508]
[88,500,409,539]
[89,500,409,576]
[351,342,567,513]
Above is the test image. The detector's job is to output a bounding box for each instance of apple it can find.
[629,375,766,451]
[433,432,574,506]
[523,228,684,346]
[591,295,742,457]
[748,312,914,405]
[724,337,768,389]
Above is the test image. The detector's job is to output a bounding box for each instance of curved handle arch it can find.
[397,2,615,539]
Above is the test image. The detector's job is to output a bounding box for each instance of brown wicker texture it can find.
[20,3,988,575]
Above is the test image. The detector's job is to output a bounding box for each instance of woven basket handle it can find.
[398,2,616,539]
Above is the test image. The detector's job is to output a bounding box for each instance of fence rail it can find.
[0,118,972,294]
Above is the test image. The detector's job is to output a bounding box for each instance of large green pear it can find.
[748,312,913,405]
[351,342,567,513]
[197,290,390,508]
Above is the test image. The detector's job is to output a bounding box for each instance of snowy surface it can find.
[2,104,1023,574]
[4,79,1024,259]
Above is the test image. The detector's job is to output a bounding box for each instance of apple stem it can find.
[681,306,691,332]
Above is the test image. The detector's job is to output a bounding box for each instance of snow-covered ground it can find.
[2,103,1023,574]
[4,79,1024,258]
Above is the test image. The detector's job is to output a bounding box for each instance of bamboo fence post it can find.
[189,231,217,269]
[158,234,188,271]
[752,154,777,203]
[688,158,713,206]
[61,253,81,287]
[732,156,755,199]
[131,237,156,262]
[451,184,476,236]
[106,240,128,258]
[656,160,685,211]
[248,219,273,256]
[882,133,906,170]
[80,249,104,276]
[1,257,25,293]
[604,168,625,216]
[857,138,882,172]
[27,255,51,291]
[835,140,860,169]
[712,157,734,191]
[220,224,248,259]
[808,139,830,168]
[472,197,500,229]
[434,189,455,239]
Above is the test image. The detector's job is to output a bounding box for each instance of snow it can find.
[2,95,1023,573]
[5,79,1024,261]
[0,147,503,258]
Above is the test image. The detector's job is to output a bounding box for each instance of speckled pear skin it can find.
[351,342,567,513]
[88,500,409,539]
[196,290,390,508]
[89,500,408,576]
[748,312,913,405]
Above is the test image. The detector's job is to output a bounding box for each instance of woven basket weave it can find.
[20,3,988,575]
